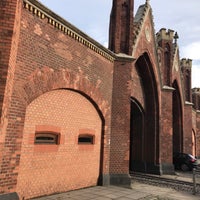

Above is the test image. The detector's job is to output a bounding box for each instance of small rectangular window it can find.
[78,134,94,144]
[35,133,59,144]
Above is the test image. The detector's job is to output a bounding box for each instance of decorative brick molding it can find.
[23,0,115,62]
[15,66,109,118]
[35,125,61,133]
[133,3,152,47]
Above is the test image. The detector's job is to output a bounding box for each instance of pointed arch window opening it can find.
[129,98,145,172]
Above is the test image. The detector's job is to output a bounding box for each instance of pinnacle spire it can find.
[108,0,134,55]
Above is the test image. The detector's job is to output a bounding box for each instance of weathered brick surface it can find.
[109,0,134,55]
[110,59,133,174]
[196,112,200,157]
[160,89,173,164]
[0,0,114,197]
[0,0,200,199]
[192,89,200,110]
[183,104,193,154]
[181,59,192,102]
[0,0,22,194]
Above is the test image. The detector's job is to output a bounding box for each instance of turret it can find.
[192,88,200,110]
[181,58,192,102]
[156,29,175,86]
[0,0,22,195]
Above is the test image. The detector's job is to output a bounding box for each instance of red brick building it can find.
[0,0,200,199]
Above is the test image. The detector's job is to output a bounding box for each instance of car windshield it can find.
[188,154,196,159]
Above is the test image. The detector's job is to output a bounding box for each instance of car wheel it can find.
[181,164,189,171]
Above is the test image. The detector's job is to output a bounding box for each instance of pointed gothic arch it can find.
[130,52,160,174]
[172,80,183,154]
[129,98,145,172]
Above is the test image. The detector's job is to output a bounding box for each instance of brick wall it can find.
[1,0,199,197]
[130,65,145,108]
[183,104,193,154]
[0,0,22,193]
[110,59,132,175]
[0,0,114,196]
[192,90,200,110]
[160,89,173,164]
[109,0,134,54]
[196,112,200,157]
[16,90,102,199]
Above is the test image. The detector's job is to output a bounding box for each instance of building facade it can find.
[0,0,200,199]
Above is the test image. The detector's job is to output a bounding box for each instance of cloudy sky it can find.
[39,0,200,88]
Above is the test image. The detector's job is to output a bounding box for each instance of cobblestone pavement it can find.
[32,182,200,200]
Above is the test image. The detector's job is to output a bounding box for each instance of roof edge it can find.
[24,0,115,62]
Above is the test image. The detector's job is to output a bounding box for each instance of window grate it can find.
[35,133,59,144]
[78,134,94,144]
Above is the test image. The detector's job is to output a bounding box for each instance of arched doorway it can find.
[130,53,160,174]
[17,89,104,199]
[129,98,144,172]
[172,81,183,154]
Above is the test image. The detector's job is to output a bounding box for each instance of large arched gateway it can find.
[172,80,183,154]
[130,53,159,174]
[17,89,103,199]
[130,98,144,171]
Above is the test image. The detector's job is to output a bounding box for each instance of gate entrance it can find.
[17,89,103,199]
[130,53,159,174]
[172,81,183,154]
[130,99,144,172]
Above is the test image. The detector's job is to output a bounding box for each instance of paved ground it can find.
[33,182,200,200]
[33,164,200,200]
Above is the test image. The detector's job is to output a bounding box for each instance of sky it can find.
[39,0,200,88]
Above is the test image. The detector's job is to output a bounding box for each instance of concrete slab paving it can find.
[32,182,200,200]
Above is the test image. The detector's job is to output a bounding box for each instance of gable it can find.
[132,3,157,60]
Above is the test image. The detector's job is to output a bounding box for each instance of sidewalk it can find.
[33,182,200,200]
